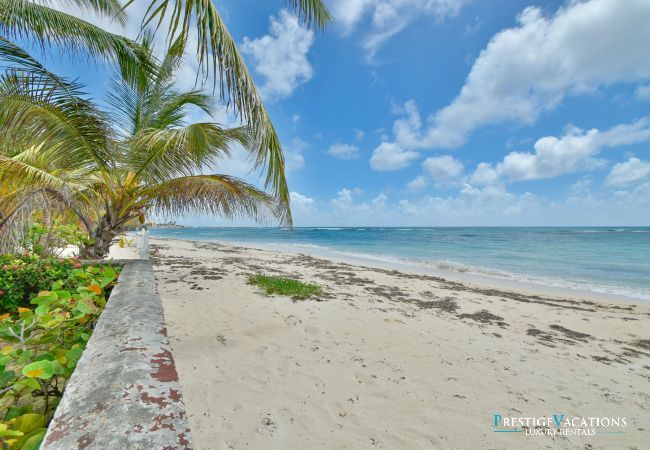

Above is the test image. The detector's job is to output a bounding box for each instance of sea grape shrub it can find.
[0,254,100,313]
[0,264,119,449]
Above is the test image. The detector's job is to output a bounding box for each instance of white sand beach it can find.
[140,237,648,449]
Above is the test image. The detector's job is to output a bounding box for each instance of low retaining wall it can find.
[42,260,193,449]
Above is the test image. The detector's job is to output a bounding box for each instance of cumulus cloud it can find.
[407,175,428,193]
[606,157,650,187]
[379,0,650,153]
[422,155,463,181]
[327,142,360,160]
[290,191,314,205]
[329,0,469,61]
[242,9,314,102]
[403,156,463,193]
[331,188,365,210]
[290,191,316,211]
[469,162,500,186]
[369,142,419,171]
[470,118,650,185]
[369,100,455,171]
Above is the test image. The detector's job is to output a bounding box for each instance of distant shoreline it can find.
[147,235,645,304]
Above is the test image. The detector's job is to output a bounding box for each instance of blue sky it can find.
[38,0,650,226]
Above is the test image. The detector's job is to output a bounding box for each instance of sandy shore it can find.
[145,237,649,449]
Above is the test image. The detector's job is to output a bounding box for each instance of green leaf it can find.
[21,360,55,379]
[0,428,23,437]
[16,378,40,391]
[50,360,65,375]
[99,267,117,287]
[12,414,46,434]
[5,406,33,421]
[34,305,49,317]
[16,350,33,364]
[66,347,83,368]
[20,428,47,450]
[55,290,71,301]
[31,291,57,306]
[0,368,16,388]
[75,300,93,314]
[71,269,89,279]
[36,291,57,300]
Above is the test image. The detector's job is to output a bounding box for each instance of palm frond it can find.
[1,146,99,192]
[151,90,212,128]
[0,0,151,83]
[107,73,212,135]
[106,35,208,135]
[0,184,95,236]
[0,154,73,191]
[0,72,111,170]
[42,0,127,24]
[127,123,252,183]
[138,174,281,223]
[0,37,89,110]
[286,0,333,29]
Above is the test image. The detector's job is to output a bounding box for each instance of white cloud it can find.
[330,0,469,61]
[370,100,458,170]
[422,155,463,181]
[297,181,650,226]
[284,137,309,172]
[407,175,428,193]
[290,191,314,206]
[636,85,650,101]
[290,191,315,210]
[241,9,314,102]
[372,193,388,208]
[606,157,650,187]
[380,0,650,151]
[354,129,365,141]
[327,142,360,160]
[498,127,606,182]
[329,0,372,34]
[568,176,592,196]
[331,188,365,210]
[469,162,500,186]
[470,118,650,185]
[369,142,419,171]
[285,152,305,172]
[186,181,650,226]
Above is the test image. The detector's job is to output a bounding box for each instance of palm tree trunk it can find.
[79,215,119,259]
[40,207,52,255]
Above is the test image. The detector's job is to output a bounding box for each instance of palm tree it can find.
[0,38,283,258]
[0,0,333,224]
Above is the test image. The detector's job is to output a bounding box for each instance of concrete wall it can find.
[42,260,193,449]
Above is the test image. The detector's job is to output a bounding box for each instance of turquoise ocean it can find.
[148,227,650,301]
